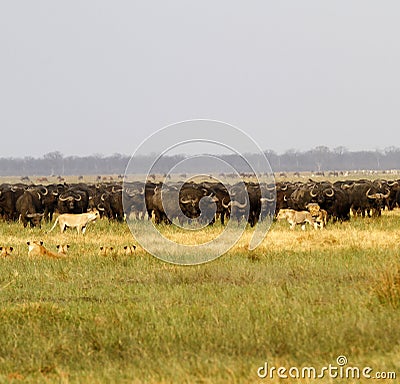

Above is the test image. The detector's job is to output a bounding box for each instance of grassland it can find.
[0,212,400,383]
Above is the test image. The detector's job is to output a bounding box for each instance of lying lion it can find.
[27,241,65,259]
[0,246,14,257]
[99,246,115,257]
[56,244,70,255]
[123,245,136,255]
[277,209,318,230]
[99,245,137,257]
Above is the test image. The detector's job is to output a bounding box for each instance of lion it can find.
[0,246,14,257]
[277,209,318,230]
[123,245,136,255]
[99,246,115,257]
[48,209,100,234]
[306,203,328,229]
[306,203,321,217]
[314,209,328,229]
[56,244,70,255]
[27,241,64,259]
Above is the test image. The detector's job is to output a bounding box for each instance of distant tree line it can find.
[1,147,400,176]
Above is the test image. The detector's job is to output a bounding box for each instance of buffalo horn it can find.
[58,195,72,202]
[366,188,376,199]
[325,188,334,197]
[310,186,318,197]
[260,197,275,203]
[112,187,123,194]
[383,189,390,199]
[231,198,248,209]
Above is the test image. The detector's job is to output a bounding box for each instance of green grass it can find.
[0,214,399,383]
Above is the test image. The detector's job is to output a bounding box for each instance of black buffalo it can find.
[16,190,44,227]
[57,188,89,214]
[0,184,25,222]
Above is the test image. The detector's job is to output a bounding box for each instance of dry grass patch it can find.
[373,264,400,308]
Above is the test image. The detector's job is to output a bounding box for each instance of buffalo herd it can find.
[0,177,399,229]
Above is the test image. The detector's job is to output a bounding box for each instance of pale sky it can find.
[1,1,399,158]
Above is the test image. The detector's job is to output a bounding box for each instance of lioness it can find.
[27,241,64,259]
[56,244,70,255]
[0,246,14,257]
[277,209,318,230]
[123,245,136,255]
[49,210,100,234]
[99,246,115,257]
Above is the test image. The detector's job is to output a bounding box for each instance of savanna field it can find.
[1,196,400,383]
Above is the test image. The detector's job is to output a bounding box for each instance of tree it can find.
[333,146,348,156]
[43,151,64,175]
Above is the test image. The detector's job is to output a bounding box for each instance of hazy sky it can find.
[1,1,399,158]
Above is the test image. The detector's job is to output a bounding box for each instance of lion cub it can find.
[27,241,64,259]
